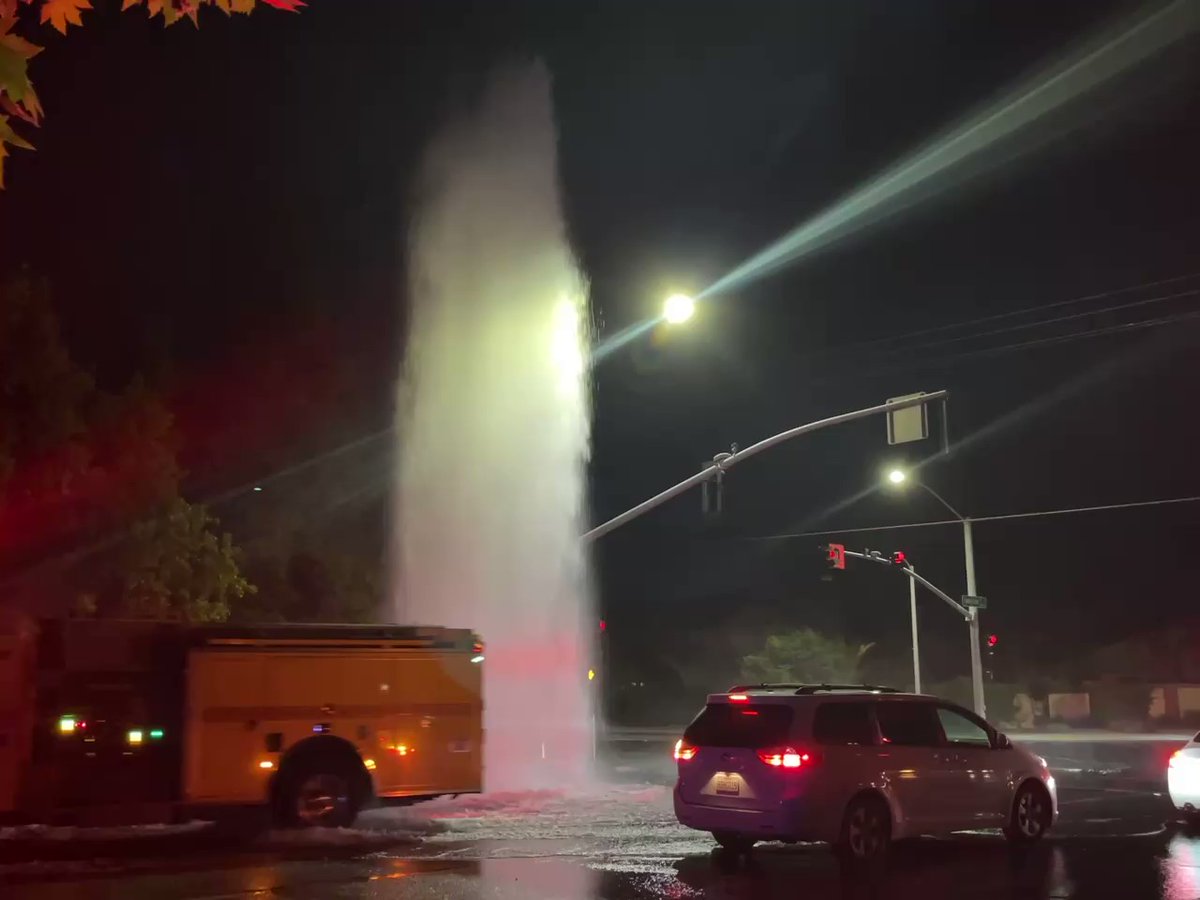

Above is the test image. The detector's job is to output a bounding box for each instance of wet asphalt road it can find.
[3,738,1197,900]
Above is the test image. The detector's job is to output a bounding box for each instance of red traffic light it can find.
[826,544,845,570]
[599,619,607,633]
[987,634,998,648]
[891,550,907,566]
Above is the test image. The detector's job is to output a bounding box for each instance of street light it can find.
[886,467,985,717]
[663,293,695,324]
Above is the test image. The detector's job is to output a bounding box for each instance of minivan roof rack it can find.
[795,683,901,695]
[725,683,902,695]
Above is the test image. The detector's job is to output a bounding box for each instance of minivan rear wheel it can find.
[837,794,891,865]
[712,831,755,854]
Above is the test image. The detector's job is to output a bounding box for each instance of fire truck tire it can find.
[273,760,362,829]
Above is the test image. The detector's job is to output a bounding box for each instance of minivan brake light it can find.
[758,747,811,769]
[674,739,697,761]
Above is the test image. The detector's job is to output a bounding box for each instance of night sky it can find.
[2,1,1197,692]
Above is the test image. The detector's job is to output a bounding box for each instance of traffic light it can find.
[891,550,908,567]
[987,633,998,648]
[599,619,607,633]
[701,465,725,517]
[826,543,845,570]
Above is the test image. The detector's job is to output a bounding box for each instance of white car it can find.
[673,684,1057,862]
[1169,732,1200,825]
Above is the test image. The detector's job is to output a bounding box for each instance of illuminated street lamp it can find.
[886,467,985,717]
[662,293,695,324]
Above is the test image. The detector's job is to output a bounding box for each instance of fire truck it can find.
[0,611,483,826]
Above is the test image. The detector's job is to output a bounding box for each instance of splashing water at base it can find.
[393,63,593,791]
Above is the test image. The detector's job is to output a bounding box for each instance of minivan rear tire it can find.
[712,831,756,854]
[836,794,891,865]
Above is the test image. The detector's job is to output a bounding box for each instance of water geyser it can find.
[393,63,594,790]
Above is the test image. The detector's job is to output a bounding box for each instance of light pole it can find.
[887,469,985,717]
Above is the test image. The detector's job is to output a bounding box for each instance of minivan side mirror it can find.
[994,732,1013,750]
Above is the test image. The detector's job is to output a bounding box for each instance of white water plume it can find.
[393,62,594,790]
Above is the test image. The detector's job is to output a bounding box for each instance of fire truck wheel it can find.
[275,764,360,828]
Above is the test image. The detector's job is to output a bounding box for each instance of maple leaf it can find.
[231,0,255,13]
[121,0,142,10]
[0,18,40,107]
[0,109,35,188]
[260,0,305,11]
[1,88,42,126]
[40,0,92,34]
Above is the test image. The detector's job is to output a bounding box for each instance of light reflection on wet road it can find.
[4,784,1199,899]
[4,741,1198,900]
[6,831,1200,899]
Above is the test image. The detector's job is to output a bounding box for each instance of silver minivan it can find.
[673,684,1057,862]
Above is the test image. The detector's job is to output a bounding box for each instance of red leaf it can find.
[40,0,92,33]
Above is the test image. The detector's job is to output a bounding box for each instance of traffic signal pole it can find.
[841,549,985,718]
[909,569,920,694]
[580,391,948,545]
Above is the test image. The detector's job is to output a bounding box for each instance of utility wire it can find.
[748,495,1200,541]
[941,309,1200,360]
[812,307,1200,383]
[819,270,1200,356]
[872,288,1200,357]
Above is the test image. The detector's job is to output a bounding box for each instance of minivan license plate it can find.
[714,774,740,796]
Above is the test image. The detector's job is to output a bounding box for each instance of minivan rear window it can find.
[875,701,942,747]
[684,704,794,748]
[813,702,875,745]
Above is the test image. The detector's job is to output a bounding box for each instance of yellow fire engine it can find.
[0,612,483,826]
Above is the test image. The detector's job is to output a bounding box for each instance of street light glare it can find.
[887,469,907,485]
[663,293,695,324]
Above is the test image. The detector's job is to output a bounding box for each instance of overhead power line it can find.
[748,494,1200,541]
[813,307,1200,383]
[884,287,1200,357]
[823,270,1200,356]
[938,308,1200,360]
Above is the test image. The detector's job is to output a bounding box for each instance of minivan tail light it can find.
[758,747,811,769]
[674,739,697,761]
